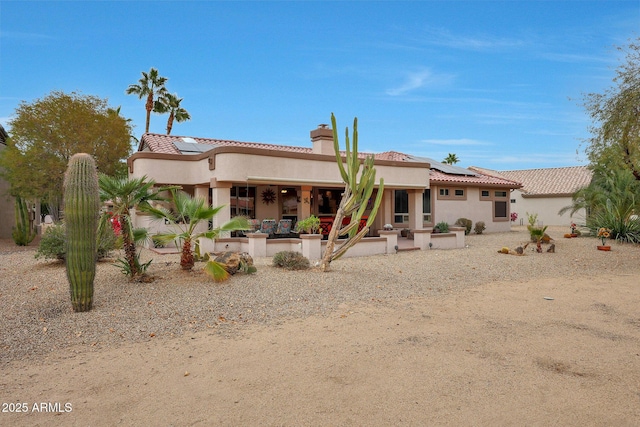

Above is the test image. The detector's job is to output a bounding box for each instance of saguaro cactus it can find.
[11,195,36,246]
[63,153,100,312]
[320,114,384,271]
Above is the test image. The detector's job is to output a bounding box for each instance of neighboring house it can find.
[469,166,593,227]
[128,125,522,248]
[0,124,14,239]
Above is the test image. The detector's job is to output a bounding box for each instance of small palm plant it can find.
[98,174,173,279]
[144,189,250,281]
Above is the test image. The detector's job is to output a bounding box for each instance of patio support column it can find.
[408,189,423,231]
[300,185,312,220]
[378,230,398,254]
[210,179,232,236]
[246,233,268,258]
[382,188,393,227]
[412,228,432,250]
[300,234,322,260]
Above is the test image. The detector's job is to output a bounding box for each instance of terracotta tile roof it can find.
[139,134,424,162]
[429,169,521,187]
[470,165,592,196]
[139,133,312,155]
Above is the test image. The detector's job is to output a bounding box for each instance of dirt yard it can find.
[1,229,639,426]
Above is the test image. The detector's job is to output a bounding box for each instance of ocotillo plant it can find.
[320,114,384,271]
[11,195,36,246]
[63,153,100,312]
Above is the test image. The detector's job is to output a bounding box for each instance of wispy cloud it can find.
[415,27,526,52]
[386,69,454,96]
[420,138,490,146]
[0,31,54,42]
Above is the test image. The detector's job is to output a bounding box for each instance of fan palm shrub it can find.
[98,174,173,279]
[144,189,250,280]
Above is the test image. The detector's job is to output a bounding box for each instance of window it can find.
[495,201,508,219]
[394,190,409,224]
[437,187,466,200]
[422,189,432,224]
[479,188,510,221]
[317,188,342,214]
[230,186,256,218]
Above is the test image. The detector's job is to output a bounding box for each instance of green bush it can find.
[589,199,640,244]
[455,218,472,235]
[474,221,486,234]
[272,251,310,270]
[35,222,117,261]
[434,221,449,233]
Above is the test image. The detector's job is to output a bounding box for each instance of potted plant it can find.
[570,222,578,238]
[597,227,611,251]
[295,215,320,234]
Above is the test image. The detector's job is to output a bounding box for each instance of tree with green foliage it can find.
[126,67,168,134]
[320,114,384,272]
[98,174,173,279]
[582,38,640,179]
[442,153,460,165]
[144,189,250,280]
[154,92,191,135]
[0,91,133,220]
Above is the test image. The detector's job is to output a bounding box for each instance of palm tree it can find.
[144,189,250,280]
[125,68,168,133]
[154,93,191,135]
[98,174,174,279]
[442,153,460,165]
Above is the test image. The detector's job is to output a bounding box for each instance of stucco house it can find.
[127,125,521,257]
[469,166,593,227]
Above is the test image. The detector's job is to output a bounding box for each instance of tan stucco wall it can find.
[510,190,587,227]
[130,151,429,189]
[432,186,512,233]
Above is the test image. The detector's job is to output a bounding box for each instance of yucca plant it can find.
[320,114,384,271]
[143,189,250,280]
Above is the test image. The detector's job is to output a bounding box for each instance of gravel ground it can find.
[2,225,639,365]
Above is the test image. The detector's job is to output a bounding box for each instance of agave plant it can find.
[144,189,250,280]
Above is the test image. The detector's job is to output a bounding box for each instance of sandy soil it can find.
[1,234,640,426]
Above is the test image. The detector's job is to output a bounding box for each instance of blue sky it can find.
[1,1,638,170]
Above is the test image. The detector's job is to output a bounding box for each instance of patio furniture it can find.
[260,219,277,236]
[276,219,292,235]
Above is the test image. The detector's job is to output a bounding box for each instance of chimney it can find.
[310,124,334,155]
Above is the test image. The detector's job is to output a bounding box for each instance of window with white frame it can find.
[394,190,409,224]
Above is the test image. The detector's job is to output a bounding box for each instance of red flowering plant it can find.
[570,222,577,234]
[108,212,122,236]
[510,212,518,222]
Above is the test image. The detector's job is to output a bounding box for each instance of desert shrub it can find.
[434,221,449,233]
[588,199,640,244]
[272,251,310,270]
[455,218,472,235]
[474,221,486,234]
[35,222,117,261]
[35,223,66,260]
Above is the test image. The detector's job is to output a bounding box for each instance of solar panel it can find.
[172,141,215,154]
